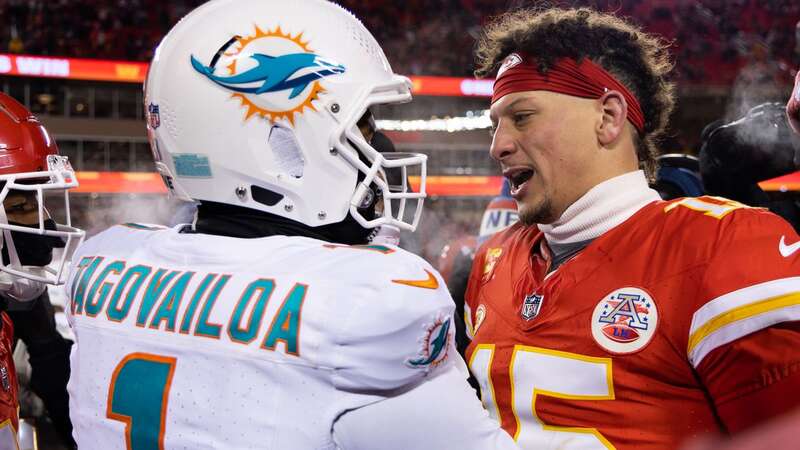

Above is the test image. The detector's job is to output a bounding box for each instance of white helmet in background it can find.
[145,0,426,231]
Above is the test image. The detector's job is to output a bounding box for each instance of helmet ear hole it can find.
[251,185,284,207]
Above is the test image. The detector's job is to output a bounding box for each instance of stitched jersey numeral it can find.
[107,353,177,450]
[470,345,615,449]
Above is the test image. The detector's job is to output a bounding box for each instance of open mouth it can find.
[504,168,534,196]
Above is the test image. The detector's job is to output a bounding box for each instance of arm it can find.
[696,321,800,433]
[332,363,518,450]
[691,209,800,432]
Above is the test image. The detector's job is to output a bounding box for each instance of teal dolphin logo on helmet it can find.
[190,25,347,125]
[191,52,345,100]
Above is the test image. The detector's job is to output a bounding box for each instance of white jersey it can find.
[66,224,467,450]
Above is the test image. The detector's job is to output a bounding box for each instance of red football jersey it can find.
[465,196,800,449]
[0,310,18,446]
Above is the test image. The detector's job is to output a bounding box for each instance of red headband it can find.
[492,53,645,134]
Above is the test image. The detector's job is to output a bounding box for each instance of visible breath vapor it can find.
[725,49,788,122]
[72,194,196,238]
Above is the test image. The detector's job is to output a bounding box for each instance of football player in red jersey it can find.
[0,92,84,449]
[464,8,800,449]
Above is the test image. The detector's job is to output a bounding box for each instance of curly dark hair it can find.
[475,7,675,178]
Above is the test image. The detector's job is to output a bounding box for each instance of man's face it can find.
[489,90,604,225]
[2,190,41,225]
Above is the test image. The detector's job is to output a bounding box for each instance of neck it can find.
[192,201,373,245]
[538,170,660,245]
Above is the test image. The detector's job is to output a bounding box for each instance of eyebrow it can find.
[490,96,537,122]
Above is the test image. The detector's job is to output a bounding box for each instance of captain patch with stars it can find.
[591,287,659,354]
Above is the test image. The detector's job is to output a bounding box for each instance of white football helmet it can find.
[145,0,427,231]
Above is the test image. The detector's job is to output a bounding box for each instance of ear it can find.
[596,90,628,147]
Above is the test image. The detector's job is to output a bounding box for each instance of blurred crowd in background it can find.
[1,3,799,449]
[2,0,799,83]
[4,0,800,263]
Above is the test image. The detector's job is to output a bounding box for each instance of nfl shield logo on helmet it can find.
[147,103,160,129]
[521,293,544,321]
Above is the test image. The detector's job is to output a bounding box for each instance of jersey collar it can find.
[538,170,661,246]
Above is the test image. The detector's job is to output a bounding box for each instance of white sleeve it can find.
[328,255,458,392]
[332,363,519,450]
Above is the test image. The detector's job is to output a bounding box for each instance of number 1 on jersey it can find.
[107,353,177,450]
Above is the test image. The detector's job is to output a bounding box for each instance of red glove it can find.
[788,69,800,134]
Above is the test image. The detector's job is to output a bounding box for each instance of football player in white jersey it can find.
[65,1,518,449]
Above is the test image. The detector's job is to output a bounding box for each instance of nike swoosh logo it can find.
[779,236,800,257]
[392,269,439,290]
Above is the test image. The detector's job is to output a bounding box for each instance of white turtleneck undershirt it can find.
[538,170,662,246]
